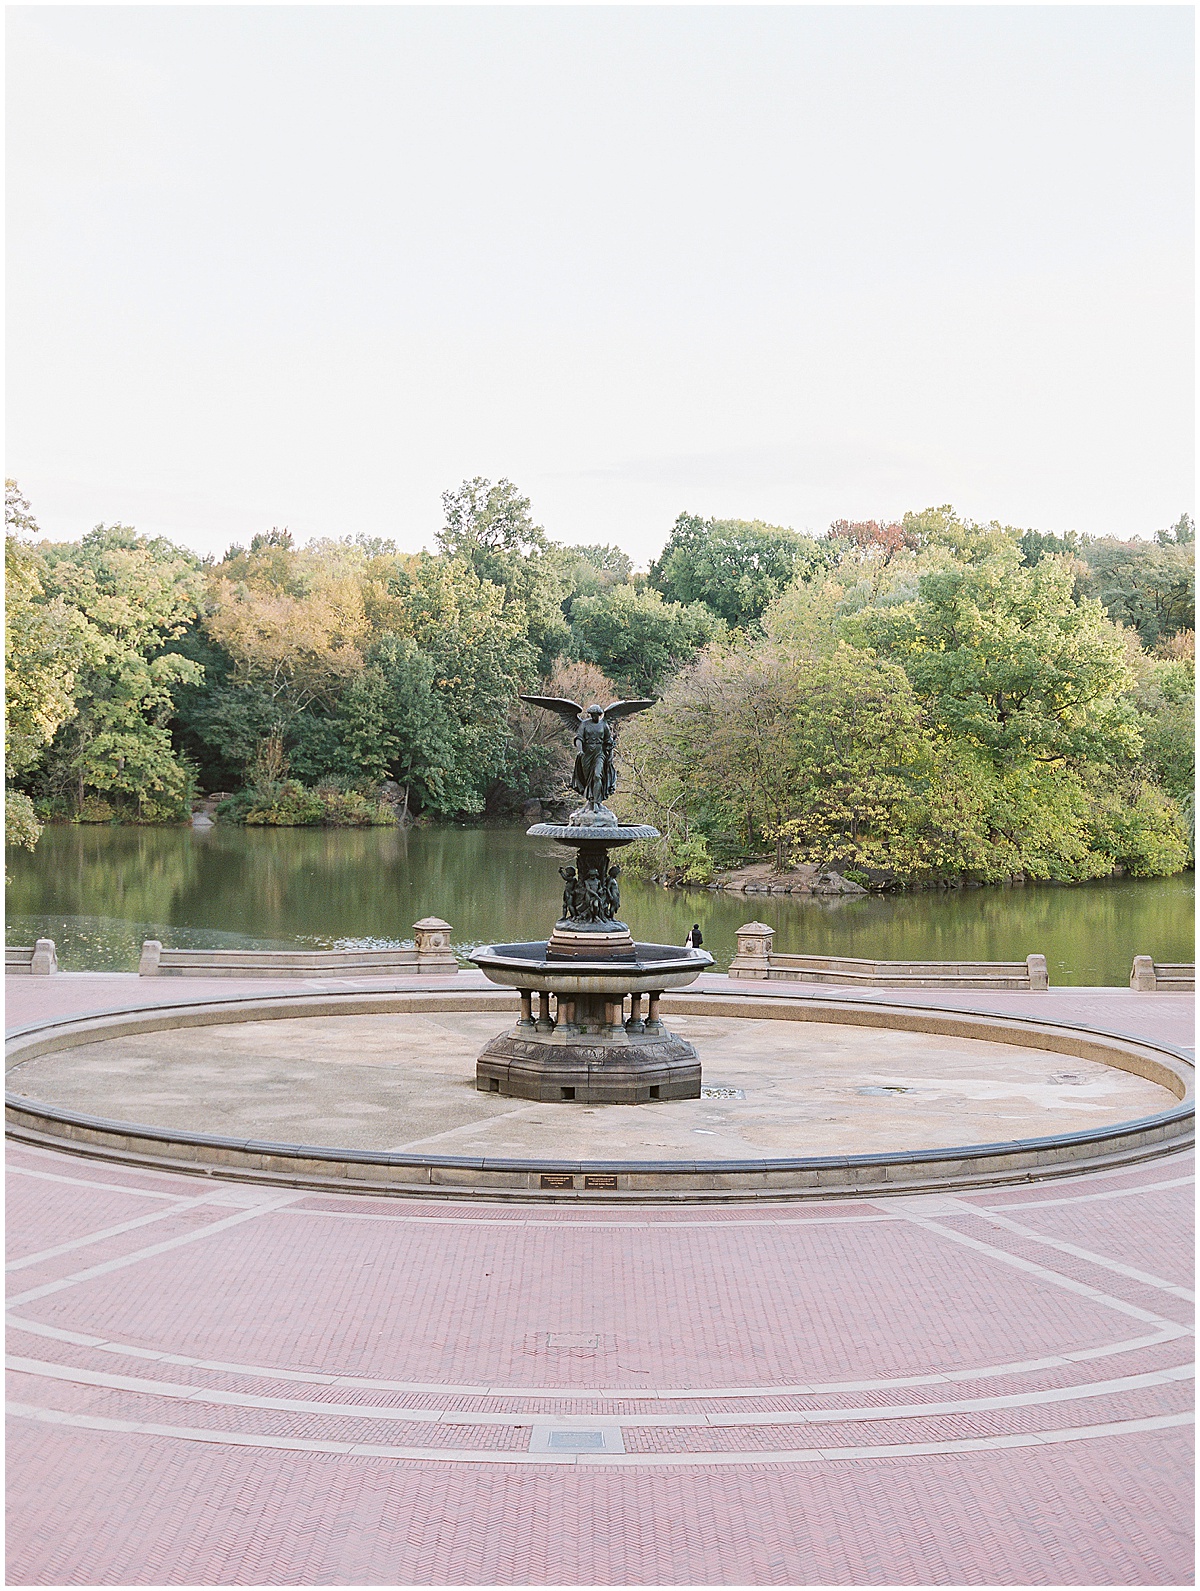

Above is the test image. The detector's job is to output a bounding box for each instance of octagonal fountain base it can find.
[470,939,712,1103]
[476,1023,701,1104]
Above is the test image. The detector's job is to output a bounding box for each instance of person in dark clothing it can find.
[683,923,703,950]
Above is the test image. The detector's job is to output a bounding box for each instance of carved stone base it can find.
[476,1025,701,1104]
[566,802,619,828]
[546,921,635,959]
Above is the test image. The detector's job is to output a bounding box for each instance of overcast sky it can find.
[6,5,1194,564]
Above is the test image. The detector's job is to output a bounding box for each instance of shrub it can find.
[318,788,396,827]
[76,794,115,823]
[1088,779,1191,877]
[217,779,398,827]
[6,790,41,849]
[242,780,325,827]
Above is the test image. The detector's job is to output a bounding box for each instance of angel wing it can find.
[603,698,656,722]
[518,695,585,724]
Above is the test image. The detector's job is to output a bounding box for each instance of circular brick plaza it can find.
[6,973,1194,1585]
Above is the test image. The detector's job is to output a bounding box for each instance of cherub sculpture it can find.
[603,864,621,921]
[519,695,655,824]
[558,865,581,921]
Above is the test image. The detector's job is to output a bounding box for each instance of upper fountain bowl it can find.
[527,821,660,844]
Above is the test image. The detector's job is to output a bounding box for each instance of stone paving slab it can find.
[5,974,1193,1584]
[7,1008,1177,1160]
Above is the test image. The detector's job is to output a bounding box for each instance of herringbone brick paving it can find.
[6,976,1194,1583]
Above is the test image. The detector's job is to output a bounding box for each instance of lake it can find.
[5,823,1194,984]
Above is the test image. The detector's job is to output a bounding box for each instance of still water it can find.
[6,823,1195,984]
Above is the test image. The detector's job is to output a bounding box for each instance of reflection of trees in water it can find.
[678,877,1196,980]
[6,824,1194,982]
[7,824,202,928]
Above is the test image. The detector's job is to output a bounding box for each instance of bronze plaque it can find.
[583,1174,618,1191]
[540,1174,575,1190]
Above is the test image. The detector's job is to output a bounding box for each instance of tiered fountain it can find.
[471,696,712,1103]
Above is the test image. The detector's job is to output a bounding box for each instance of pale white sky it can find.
[6,5,1194,564]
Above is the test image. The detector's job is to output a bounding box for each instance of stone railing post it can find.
[30,939,57,976]
[1130,954,1157,992]
[413,917,457,974]
[138,940,163,977]
[728,922,774,980]
[1025,953,1049,990]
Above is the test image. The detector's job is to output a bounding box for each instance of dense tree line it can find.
[5,479,1194,887]
[619,507,1194,885]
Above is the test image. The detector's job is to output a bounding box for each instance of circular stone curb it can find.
[5,989,1193,1202]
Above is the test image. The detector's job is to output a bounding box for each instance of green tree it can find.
[557,543,635,625]
[649,513,827,629]
[1087,775,1190,877]
[337,554,530,814]
[897,504,1024,564]
[4,483,96,844]
[335,635,477,818]
[437,477,570,673]
[624,640,985,878]
[570,583,724,697]
[1131,650,1195,804]
[845,555,1139,768]
[1019,527,1085,567]
[562,542,634,591]
[1077,533,1194,648]
[34,524,204,821]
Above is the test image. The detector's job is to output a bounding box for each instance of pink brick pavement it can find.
[5,973,1194,1584]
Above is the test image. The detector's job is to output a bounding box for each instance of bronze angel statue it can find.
[520,695,655,822]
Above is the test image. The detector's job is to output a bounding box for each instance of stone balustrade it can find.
[728,922,1049,990]
[1130,955,1195,992]
[5,939,58,976]
[138,918,456,977]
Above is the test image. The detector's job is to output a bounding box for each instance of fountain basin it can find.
[470,941,712,993]
[470,939,713,1103]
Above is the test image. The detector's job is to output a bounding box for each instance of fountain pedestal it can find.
[470,821,711,1103]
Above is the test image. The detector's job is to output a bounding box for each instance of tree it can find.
[569,583,724,697]
[649,513,827,629]
[34,524,204,820]
[333,554,531,814]
[1156,513,1194,548]
[557,543,635,623]
[437,477,571,673]
[826,519,922,562]
[622,640,986,878]
[5,485,92,779]
[563,543,633,589]
[4,483,96,845]
[334,635,467,818]
[202,538,372,747]
[845,555,1139,768]
[896,505,1024,564]
[1077,535,1195,648]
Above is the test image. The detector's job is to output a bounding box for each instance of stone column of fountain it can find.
[471,696,712,1103]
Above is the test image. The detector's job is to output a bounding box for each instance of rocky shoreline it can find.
[705,860,869,896]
